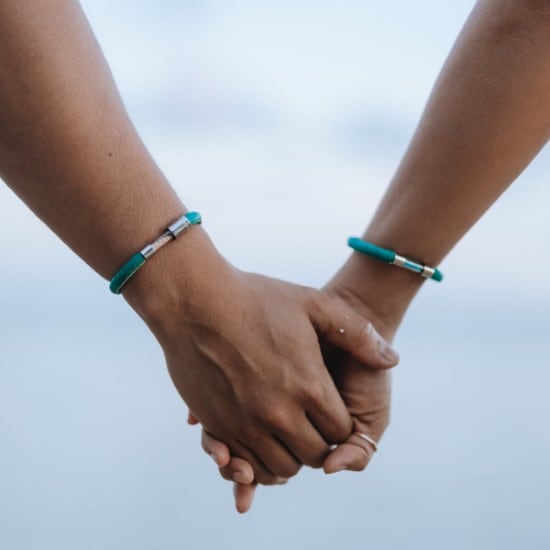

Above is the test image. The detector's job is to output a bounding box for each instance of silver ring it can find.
[355,432,378,452]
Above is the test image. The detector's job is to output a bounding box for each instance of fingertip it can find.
[322,452,348,474]
[322,443,371,474]
[202,432,231,467]
[363,323,400,369]
[378,341,400,368]
[232,470,254,485]
[219,458,255,485]
[234,483,257,514]
[226,458,255,484]
[187,411,199,425]
[323,463,347,475]
[215,447,231,467]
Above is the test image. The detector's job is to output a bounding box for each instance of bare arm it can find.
[0,0,185,276]
[332,0,550,332]
[0,0,399,485]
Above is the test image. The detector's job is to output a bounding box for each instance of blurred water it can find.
[1,1,550,548]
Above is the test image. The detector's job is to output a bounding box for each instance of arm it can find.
[201,0,550,511]
[0,0,400,484]
[333,0,550,332]
[0,0,183,276]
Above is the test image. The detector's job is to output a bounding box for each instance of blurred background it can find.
[1,1,549,548]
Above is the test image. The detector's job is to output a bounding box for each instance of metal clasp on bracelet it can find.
[109,211,202,294]
[167,215,191,238]
[347,237,444,282]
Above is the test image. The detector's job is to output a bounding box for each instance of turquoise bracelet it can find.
[109,211,202,294]
[348,237,444,282]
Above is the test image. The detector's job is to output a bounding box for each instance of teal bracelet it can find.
[109,211,202,294]
[348,237,444,282]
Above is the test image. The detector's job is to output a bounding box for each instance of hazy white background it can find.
[1,1,549,548]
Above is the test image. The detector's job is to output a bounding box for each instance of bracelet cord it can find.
[109,211,202,294]
[347,237,443,282]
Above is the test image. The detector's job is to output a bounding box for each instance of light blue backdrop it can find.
[1,2,549,548]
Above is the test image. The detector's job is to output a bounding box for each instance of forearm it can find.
[332,0,550,331]
[0,0,204,282]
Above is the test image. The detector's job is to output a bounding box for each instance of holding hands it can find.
[123,234,399,505]
[175,243,406,512]
[2,0,549,520]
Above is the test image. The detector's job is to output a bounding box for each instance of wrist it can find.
[122,227,234,334]
[326,251,424,340]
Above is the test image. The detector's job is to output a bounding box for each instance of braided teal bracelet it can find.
[348,237,444,282]
[109,211,202,294]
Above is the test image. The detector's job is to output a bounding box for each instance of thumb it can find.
[311,293,399,369]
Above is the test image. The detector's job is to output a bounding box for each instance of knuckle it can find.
[304,383,327,406]
[304,287,324,308]
[274,462,301,479]
[304,288,328,324]
[240,422,258,441]
[254,470,281,486]
[264,406,293,432]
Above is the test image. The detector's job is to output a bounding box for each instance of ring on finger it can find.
[355,432,378,452]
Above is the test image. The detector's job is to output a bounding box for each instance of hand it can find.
[190,280,398,512]
[321,283,394,474]
[124,235,399,486]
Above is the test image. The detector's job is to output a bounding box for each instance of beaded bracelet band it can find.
[109,211,202,294]
[348,237,444,282]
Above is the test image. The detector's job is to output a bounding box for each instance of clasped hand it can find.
[126,243,398,512]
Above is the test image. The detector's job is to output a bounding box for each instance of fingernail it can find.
[210,452,218,465]
[330,464,348,473]
[232,471,248,484]
[379,341,399,365]
[368,324,399,365]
